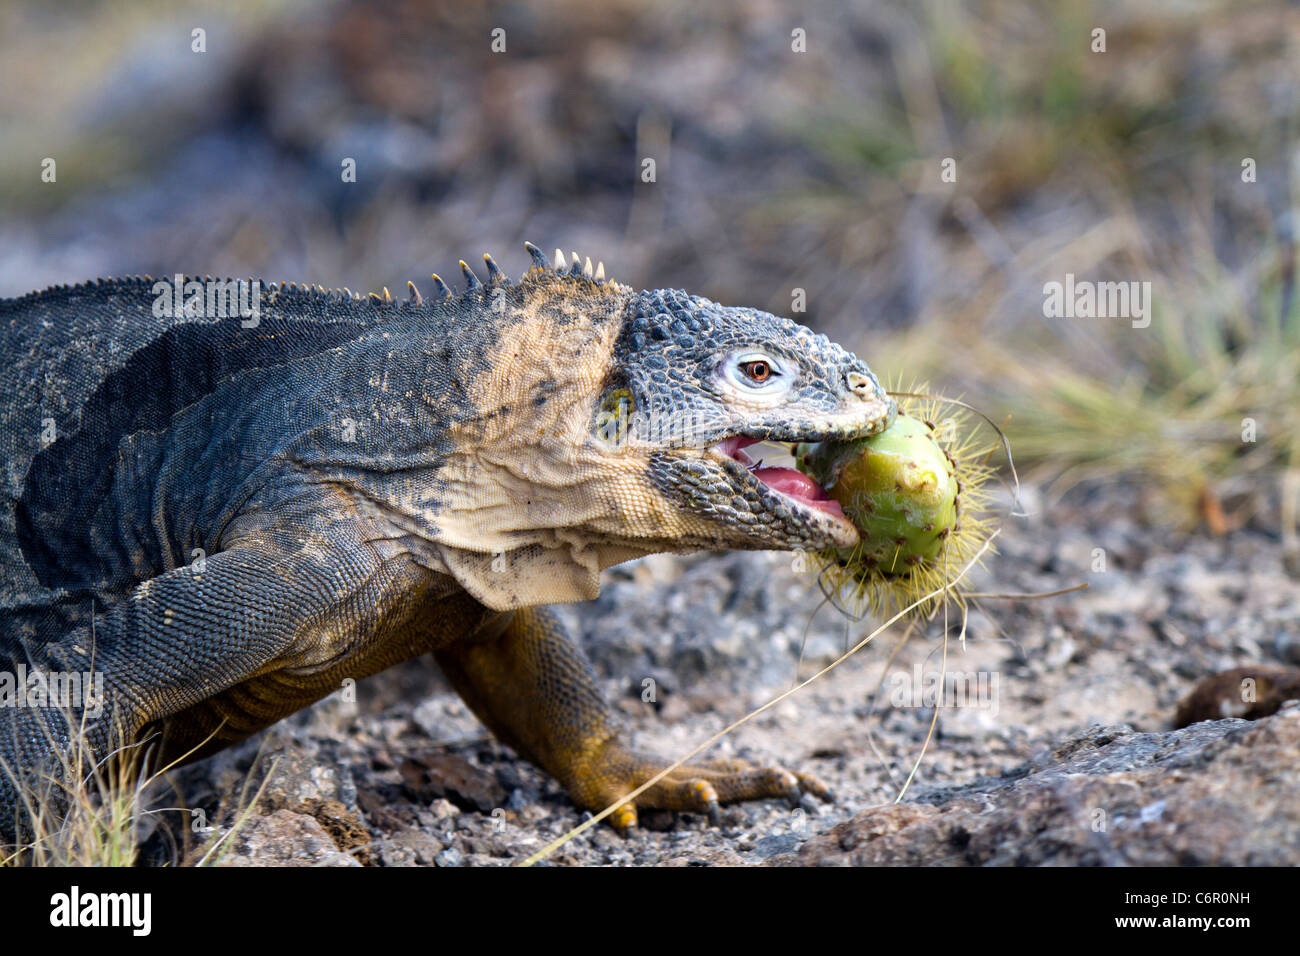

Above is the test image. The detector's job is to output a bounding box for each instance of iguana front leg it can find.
[433,606,830,830]
[2,521,403,827]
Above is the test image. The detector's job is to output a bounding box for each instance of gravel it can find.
[144,479,1300,866]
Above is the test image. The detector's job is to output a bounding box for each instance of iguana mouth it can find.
[675,399,893,548]
[712,436,844,519]
[694,433,858,548]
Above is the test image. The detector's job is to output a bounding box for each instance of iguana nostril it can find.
[846,371,876,398]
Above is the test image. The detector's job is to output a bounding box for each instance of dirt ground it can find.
[144,478,1300,866]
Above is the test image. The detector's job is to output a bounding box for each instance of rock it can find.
[376,827,444,866]
[157,482,1300,867]
[311,799,372,865]
[428,797,461,822]
[660,845,747,866]
[1043,631,1078,669]
[462,835,509,857]
[779,714,1300,866]
[1174,665,1300,726]
[577,551,849,693]
[435,847,464,867]
[767,804,937,866]
[377,842,416,867]
[216,810,361,867]
[356,784,419,831]
[751,832,802,860]
[257,747,348,811]
[1275,631,1300,667]
[236,749,374,863]
[399,751,506,813]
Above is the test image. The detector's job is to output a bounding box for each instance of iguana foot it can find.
[434,607,832,831]
[574,743,833,831]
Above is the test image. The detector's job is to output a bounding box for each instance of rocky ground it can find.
[138,478,1300,866]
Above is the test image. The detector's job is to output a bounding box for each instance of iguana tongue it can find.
[752,466,844,517]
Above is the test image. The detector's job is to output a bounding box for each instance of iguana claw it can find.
[574,744,833,832]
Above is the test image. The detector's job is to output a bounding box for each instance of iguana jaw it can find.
[647,395,895,553]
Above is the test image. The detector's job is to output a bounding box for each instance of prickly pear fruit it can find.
[797,413,959,575]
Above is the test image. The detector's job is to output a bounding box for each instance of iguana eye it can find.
[718,350,792,401]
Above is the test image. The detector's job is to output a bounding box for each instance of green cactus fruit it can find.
[797,413,959,576]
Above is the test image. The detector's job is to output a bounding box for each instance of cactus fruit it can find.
[796,393,997,618]
[798,413,958,573]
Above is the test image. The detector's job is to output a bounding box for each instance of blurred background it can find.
[2,0,1298,536]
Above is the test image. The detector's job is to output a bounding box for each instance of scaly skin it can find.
[0,243,893,842]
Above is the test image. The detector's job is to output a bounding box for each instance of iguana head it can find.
[421,243,894,609]
[601,283,894,553]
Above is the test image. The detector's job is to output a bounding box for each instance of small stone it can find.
[751,832,800,860]
[435,847,464,867]
[428,798,460,821]
[1275,631,1300,667]
[399,752,506,813]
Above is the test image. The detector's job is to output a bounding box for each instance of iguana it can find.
[0,243,894,842]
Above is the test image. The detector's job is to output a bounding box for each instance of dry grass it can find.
[1,710,267,867]
[872,217,1298,536]
[758,1,1300,540]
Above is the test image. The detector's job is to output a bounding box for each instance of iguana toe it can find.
[575,743,832,831]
